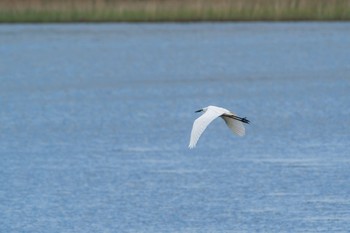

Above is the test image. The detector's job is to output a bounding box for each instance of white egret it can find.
[189,105,249,149]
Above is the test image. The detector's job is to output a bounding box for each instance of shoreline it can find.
[1,18,350,24]
[1,0,350,23]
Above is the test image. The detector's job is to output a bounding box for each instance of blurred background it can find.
[1,0,350,22]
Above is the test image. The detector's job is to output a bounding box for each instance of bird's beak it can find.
[195,109,203,113]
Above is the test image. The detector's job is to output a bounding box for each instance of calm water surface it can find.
[1,23,350,232]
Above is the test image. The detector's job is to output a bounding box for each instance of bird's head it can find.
[195,107,208,113]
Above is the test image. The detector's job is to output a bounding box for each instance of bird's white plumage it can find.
[222,115,245,136]
[189,105,247,148]
[189,107,223,149]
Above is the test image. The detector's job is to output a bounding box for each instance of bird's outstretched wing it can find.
[222,115,245,136]
[189,109,223,149]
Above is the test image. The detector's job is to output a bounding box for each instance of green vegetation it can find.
[1,0,350,22]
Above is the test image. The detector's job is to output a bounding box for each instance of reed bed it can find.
[1,0,350,22]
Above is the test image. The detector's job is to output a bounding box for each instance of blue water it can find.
[1,23,350,232]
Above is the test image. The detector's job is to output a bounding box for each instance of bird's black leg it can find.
[224,114,250,124]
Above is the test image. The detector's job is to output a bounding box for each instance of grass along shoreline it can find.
[1,0,350,23]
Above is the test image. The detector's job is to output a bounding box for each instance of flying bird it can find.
[189,105,249,149]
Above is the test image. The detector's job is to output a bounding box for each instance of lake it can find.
[1,23,350,232]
